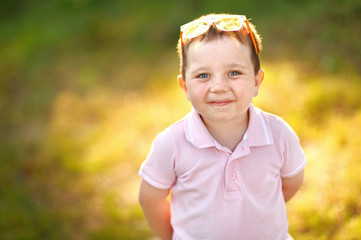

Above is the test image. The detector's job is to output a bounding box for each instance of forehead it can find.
[186,35,252,68]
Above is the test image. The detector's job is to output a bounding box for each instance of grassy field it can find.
[1,0,361,239]
[2,62,360,239]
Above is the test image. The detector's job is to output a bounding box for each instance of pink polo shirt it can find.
[139,104,306,240]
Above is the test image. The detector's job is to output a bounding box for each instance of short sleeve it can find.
[280,122,307,178]
[138,130,176,189]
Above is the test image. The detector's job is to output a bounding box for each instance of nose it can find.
[210,76,228,93]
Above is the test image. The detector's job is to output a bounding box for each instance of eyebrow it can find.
[227,63,248,69]
[189,66,208,76]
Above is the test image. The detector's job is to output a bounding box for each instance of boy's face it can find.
[178,36,264,126]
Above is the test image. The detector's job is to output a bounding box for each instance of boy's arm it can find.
[281,169,304,202]
[139,179,173,240]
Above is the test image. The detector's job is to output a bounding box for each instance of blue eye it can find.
[229,71,240,76]
[198,73,210,79]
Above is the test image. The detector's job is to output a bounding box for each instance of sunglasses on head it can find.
[180,14,259,55]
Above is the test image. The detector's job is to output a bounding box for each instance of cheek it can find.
[233,82,254,98]
[187,84,207,102]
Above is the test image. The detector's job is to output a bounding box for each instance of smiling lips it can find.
[209,100,233,106]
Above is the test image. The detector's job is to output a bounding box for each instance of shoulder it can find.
[139,115,190,189]
[253,107,302,151]
[163,114,188,142]
[258,108,298,139]
[150,113,189,152]
[254,107,306,176]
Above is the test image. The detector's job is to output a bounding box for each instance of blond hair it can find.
[177,14,262,78]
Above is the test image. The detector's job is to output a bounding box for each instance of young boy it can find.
[138,14,306,240]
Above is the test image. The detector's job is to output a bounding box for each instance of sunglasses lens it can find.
[183,21,209,39]
[180,15,258,54]
[216,17,243,31]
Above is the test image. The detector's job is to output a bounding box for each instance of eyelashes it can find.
[229,71,241,76]
[198,73,210,79]
[195,71,244,79]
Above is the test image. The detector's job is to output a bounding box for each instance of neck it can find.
[202,113,249,152]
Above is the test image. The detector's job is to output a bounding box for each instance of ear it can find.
[253,69,264,97]
[178,74,187,92]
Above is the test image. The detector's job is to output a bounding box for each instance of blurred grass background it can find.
[1,0,361,239]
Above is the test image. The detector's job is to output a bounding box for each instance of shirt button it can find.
[229,173,236,180]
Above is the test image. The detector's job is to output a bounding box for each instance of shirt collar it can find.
[184,104,273,149]
[247,104,274,146]
[184,108,216,148]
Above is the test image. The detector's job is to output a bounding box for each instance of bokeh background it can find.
[1,0,361,239]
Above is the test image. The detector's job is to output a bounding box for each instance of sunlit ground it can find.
[6,61,360,239]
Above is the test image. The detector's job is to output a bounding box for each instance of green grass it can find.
[3,63,361,239]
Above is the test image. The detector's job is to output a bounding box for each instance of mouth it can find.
[209,100,233,107]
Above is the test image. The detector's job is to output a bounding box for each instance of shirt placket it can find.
[224,141,250,200]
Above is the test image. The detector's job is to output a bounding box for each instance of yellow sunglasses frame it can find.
[180,15,259,55]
